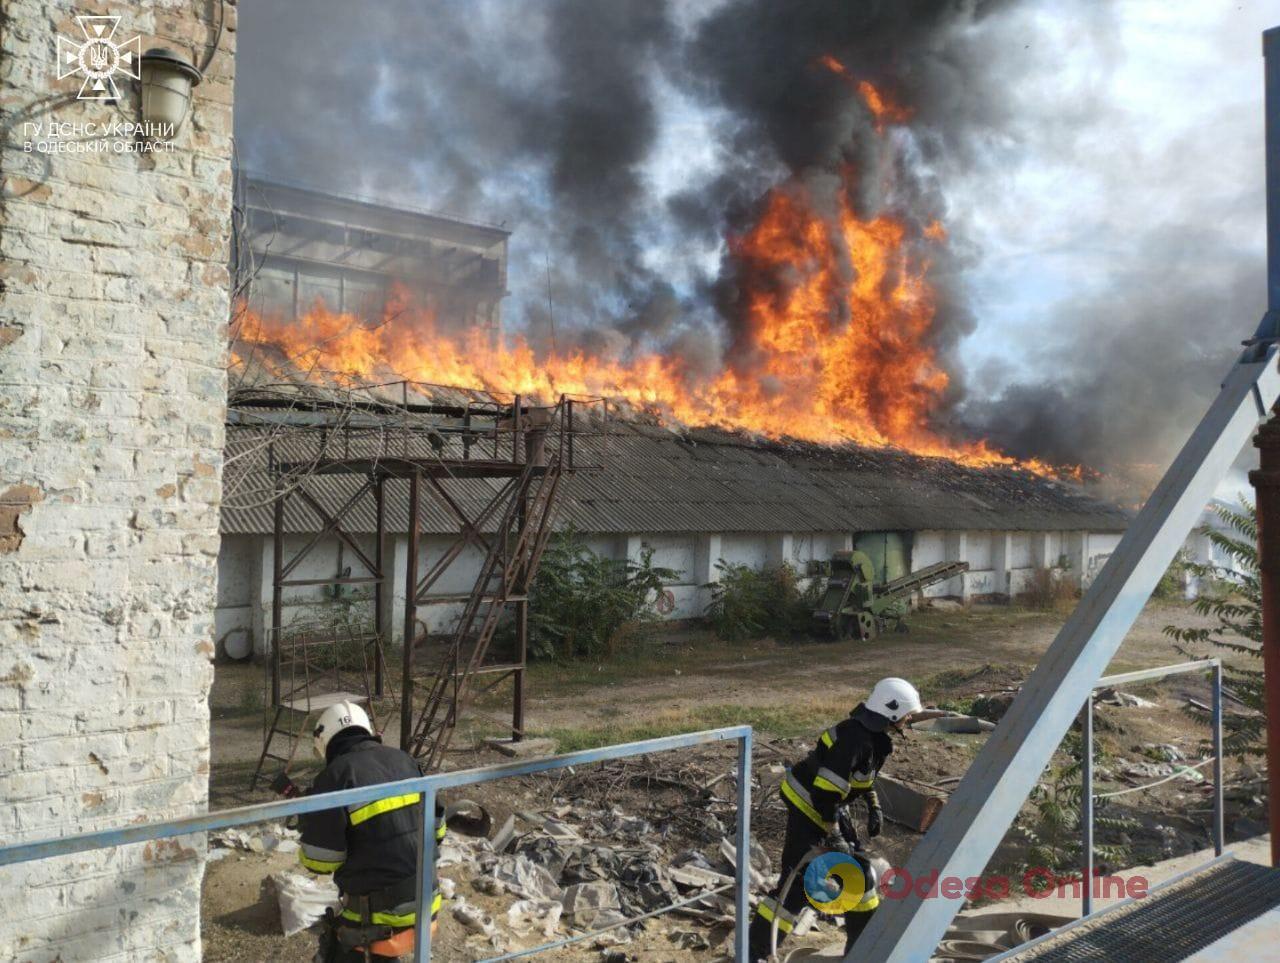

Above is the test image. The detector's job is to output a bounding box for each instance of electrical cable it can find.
[1093,758,1213,799]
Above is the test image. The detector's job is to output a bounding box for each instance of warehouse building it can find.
[215,414,1130,656]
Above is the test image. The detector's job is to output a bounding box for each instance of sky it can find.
[235,0,1276,487]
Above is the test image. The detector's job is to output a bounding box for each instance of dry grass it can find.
[1018,568,1079,612]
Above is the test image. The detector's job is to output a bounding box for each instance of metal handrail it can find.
[0,726,754,963]
[1080,658,1223,916]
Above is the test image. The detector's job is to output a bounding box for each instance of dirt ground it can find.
[202,599,1263,961]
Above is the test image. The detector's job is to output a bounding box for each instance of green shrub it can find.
[1019,732,1134,885]
[1165,501,1265,757]
[529,528,679,660]
[704,560,819,641]
[1151,550,1190,600]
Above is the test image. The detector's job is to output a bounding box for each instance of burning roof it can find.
[220,379,1128,538]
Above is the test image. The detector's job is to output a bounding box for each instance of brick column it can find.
[0,3,236,960]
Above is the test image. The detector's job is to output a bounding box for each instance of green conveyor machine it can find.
[812,550,969,640]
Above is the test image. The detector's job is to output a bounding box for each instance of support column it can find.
[945,531,969,601]
[401,471,420,752]
[250,535,275,659]
[373,474,385,697]
[765,533,794,569]
[695,533,723,616]
[271,483,285,706]
[513,483,530,742]
[992,532,1013,599]
[622,534,644,565]
[379,535,408,644]
[1032,532,1054,570]
[695,533,722,584]
[1251,418,1280,866]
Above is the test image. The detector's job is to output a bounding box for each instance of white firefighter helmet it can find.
[313,700,372,759]
[866,677,922,724]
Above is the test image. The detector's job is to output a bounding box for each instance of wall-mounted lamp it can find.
[139,47,202,133]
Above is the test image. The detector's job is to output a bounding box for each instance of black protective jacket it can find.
[299,729,440,900]
[781,704,892,829]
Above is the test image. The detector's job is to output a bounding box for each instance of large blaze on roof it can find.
[219,399,1129,537]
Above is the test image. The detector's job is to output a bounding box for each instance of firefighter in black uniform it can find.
[748,677,921,961]
[297,701,445,962]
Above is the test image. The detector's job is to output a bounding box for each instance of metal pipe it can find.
[271,479,285,706]
[1096,658,1219,688]
[413,786,437,963]
[1253,417,1280,867]
[402,471,420,751]
[1080,696,1094,917]
[0,726,752,869]
[1265,27,1279,326]
[374,473,385,698]
[1212,660,1225,856]
[735,728,753,963]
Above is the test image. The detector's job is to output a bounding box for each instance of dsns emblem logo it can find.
[56,15,142,100]
[803,852,868,913]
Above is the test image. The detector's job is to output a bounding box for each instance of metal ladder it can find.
[250,627,382,790]
[408,451,566,769]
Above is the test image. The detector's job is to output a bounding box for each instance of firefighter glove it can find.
[867,804,883,839]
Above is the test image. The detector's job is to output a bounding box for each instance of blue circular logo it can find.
[803,852,866,913]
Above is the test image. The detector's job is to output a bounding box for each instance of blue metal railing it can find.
[0,725,754,962]
[1081,659,1223,916]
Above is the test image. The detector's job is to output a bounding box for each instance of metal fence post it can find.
[1212,660,1225,856]
[734,730,753,963]
[1080,696,1094,918]
[414,785,438,963]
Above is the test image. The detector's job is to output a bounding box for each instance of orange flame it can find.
[856,80,913,133]
[816,55,913,134]
[236,182,1078,478]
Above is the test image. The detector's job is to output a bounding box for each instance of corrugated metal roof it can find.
[221,422,1131,537]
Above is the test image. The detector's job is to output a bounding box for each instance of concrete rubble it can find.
[210,822,300,857]
[436,794,777,955]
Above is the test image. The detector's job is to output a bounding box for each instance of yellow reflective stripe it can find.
[755,898,795,932]
[780,775,833,831]
[850,892,880,912]
[849,777,875,790]
[813,775,849,796]
[299,851,343,873]
[340,892,442,927]
[815,766,851,796]
[348,792,420,826]
[436,820,446,841]
[820,729,834,749]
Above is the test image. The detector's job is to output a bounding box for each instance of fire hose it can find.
[768,844,828,960]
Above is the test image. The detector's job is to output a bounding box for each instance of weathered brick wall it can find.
[0,2,235,959]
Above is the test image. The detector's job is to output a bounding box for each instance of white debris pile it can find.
[438,800,772,955]
[211,822,300,856]
[271,871,341,937]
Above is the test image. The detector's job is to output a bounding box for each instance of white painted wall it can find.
[219,525,1130,651]
[215,535,257,658]
[1084,532,1122,588]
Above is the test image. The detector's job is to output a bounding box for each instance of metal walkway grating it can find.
[1008,858,1280,962]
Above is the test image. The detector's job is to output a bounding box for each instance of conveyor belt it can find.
[1005,857,1280,962]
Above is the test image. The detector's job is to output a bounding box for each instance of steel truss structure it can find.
[234,383,604,783]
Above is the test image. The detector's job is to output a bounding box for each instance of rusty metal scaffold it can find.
[234,382,605,786]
